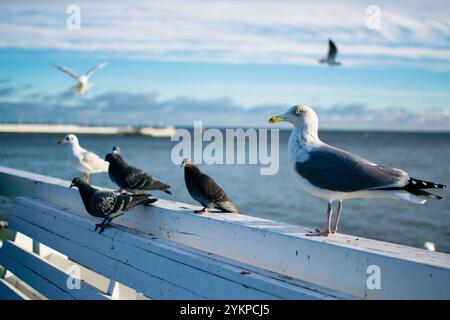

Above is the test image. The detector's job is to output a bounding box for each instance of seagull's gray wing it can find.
[55,65,79,80]
[295,145,409,192]
[328,39,337,60]
[84,62,107,79]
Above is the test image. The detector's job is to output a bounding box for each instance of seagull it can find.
[58,134,109,183]
[55,62,107,94]
[319,39,341,66]
[269,105,446,236]
[104,148,172,195]
[70,177,157,233]
[181,158,240,214]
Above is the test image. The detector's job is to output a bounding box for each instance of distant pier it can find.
[0,124,176,137]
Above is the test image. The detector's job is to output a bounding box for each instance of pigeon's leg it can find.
[332,200,343,234]
[83,173,90,183]
[307,202,332,237]
[95,218,108,233]
[194,207,209,214]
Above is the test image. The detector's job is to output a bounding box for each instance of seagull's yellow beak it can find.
[57,140,64,144]
[268,115,286,123]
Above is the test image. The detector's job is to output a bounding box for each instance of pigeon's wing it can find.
[198,174,239,212]
[81,151,109,173]
[328,39,337,60]
[91,191,119,217]
[55,65,79,80]
[121,166,149,189]
[84,62,107,79]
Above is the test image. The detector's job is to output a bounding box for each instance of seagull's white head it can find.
[58,133,79,145]
[269,105,320,143]
[269,105,318,127]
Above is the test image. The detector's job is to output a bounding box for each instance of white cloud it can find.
[0,0,449,69]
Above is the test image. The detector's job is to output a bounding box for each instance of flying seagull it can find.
[70,177,157,233]
[319,39,341,66]
[55,62,107,94]
[181,158,240,214]
[58,134,109,183]
[105,147,172,195]
[269,105,445,236]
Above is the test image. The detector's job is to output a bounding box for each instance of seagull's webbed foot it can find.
[307,229,331,237]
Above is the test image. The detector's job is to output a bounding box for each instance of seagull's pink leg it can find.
[307,202,332,237]
[332,200,343,234]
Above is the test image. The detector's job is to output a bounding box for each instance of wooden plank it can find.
[0,278,28,300]
[1,166,450,299]
[10,198,343,299]
[0,241,107,300]
[1,241,107,300]
[9,216,206,300]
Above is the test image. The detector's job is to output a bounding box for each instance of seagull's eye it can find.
[295,109,304,115]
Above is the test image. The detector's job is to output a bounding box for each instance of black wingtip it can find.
[164,189,172,195]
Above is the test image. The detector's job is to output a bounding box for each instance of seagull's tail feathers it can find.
[125,194,157,210]
[373,177,445,203]
[215,200,240,214]
[390,191,427,204]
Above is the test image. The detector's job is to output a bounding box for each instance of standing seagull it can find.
[319,39,341,66]
[181,159,240,214]
[70,177,157,233]
[58,134,109,183]
[55,62,107,94]
[269,105,445,236]
[105,148,172,195]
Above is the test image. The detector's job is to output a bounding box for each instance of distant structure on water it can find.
[0,123,176,137]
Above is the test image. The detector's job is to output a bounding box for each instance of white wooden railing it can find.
[0,165,449,300]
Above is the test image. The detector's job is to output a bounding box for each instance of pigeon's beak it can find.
[268,115,286,123]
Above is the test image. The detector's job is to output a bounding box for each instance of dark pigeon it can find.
[70,177,157,233]
[104,148,172,195]
[181,158,240,214]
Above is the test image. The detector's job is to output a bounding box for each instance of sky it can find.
[0,0,449,130]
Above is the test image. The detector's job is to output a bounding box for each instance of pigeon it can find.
[269,105,445,236]
[104,148,172,195]
[181,158,240,214]
[55,62,107,94]
[58,134,109,183]
[70,177,157,233]
[319,39,341,66]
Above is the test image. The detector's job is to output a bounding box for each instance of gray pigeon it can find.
[105,148,172,195]
[181,158,240,214]
[70,177,157,233]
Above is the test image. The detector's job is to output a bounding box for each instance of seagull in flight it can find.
[269,105,445,236]
[319,39,341,66]
[58,134,109,183]
[55,62,107,94]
